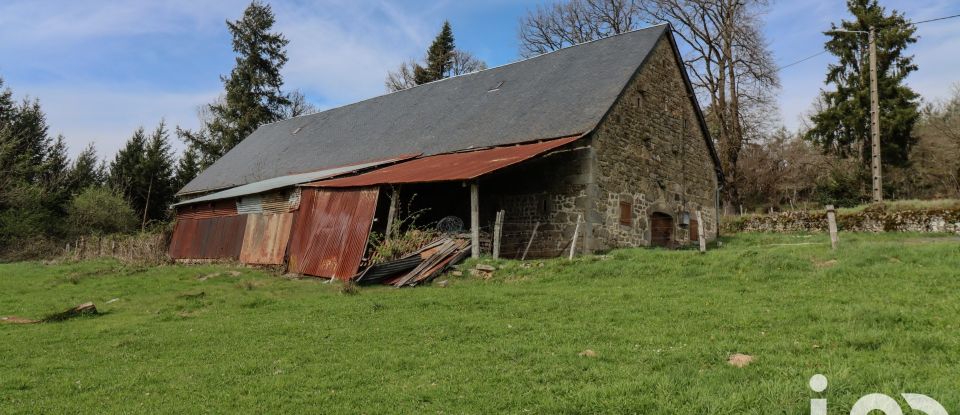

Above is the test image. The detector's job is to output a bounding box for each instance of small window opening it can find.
[488,81,504,92]
[619,201,633,226]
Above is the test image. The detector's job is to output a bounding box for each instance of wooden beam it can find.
[492,210,504,259]
[385,186,400,239]
[568,214,582,260]
[470,182,480,259]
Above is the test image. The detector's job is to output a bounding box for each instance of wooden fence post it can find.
[470,182,480,259]
[492,210,504,260]
[826,205,838,250]
[568,214,582,260]
[696,210,706,253]
[521,222,540,261]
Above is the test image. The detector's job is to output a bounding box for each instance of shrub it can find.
[66,187,137,236]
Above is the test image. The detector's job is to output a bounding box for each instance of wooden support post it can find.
[385,186,400,240]
[470,182,480,259]
[696,210,706,253]
[826,205,839,250]
[568,214,582,260]
[492,210,504,260]
[521,222,540,261]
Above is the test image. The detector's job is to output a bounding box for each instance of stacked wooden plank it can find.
[354,235,470,287]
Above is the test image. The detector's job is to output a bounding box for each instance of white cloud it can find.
[20,85,219,160]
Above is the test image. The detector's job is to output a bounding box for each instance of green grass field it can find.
[2,233,959,414]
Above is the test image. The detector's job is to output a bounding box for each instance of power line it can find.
[914,13,960,25]
[777,12,960,71]
[778,49,829,70]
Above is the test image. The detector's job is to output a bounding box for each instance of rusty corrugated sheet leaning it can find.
[169,215,247,259]
[287,187,379,280]
[239,213,294,265]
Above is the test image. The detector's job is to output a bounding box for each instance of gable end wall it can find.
[589,36,719,250]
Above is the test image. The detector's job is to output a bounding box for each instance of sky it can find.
[0,0,957,160]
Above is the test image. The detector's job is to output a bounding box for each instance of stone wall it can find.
[725,206,960,234]
[482,149,591,258]
[589,35,720,251]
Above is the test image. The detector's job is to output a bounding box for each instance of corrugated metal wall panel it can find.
[287,187,379,279]
[236,188,301,215]
[239,213,294,265]
[168,215,247,259]
[176,199,238,220]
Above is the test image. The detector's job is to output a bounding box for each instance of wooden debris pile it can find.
[356,235,470,287]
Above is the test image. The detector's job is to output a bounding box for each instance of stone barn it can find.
[170,23,723,279]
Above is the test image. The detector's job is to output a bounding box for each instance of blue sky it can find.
[0,0,957,159]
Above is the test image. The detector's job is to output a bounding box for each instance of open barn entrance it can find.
[650,212,674,247]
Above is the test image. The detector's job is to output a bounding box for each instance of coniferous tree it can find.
[110,123,176,226]
[0,98,51,183]
[806,0,919,168]
[414,21,456,85]
[385,22,485,92]
[179,1,290,163]
[68,143,105,191]
[140,122,176,224]
[174,145,202,191]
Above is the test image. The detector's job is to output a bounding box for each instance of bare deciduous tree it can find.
[519,0,779,205]
[385,50,488,92]
[518,0,643,58]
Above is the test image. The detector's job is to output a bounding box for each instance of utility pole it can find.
[828,27,883,202]
[868,26,882,202]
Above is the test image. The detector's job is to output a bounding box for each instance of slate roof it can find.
[179,24,712,195]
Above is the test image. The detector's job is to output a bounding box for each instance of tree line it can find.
[0,1,310,259]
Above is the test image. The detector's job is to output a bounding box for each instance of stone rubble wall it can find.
[590,35,720,250]
[724,206,960,234]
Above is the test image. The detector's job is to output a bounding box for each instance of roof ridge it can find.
[260,23,671,128]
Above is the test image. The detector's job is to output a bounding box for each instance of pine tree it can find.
[68,143,105,191]
[414,21,456,85]
[174,145,202,191]
[109,122,177,226]
[0,98,51,183]
[140,122,176,224]
[805,0,919,168]
[179,1,290,163]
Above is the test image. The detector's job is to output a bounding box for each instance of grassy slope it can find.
[1,233,959,414]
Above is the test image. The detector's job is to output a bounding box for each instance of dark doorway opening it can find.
[650,212,674,247]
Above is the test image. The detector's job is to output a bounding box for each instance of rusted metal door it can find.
[650,212,674,248]
[287,187,379,279]
[239,213,294,265]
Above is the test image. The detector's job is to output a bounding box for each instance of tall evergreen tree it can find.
[414,21,456,85]
[179,1,290,163]
[805,0,919,168]
[68,143,105,191]
[0,98,51,183]
[140,122,176,224]
[174,145,202,191]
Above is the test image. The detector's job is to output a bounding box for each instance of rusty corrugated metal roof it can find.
[302,135,582,188]
[173,155,416,207]
[287,188,379,280]
[239,213,294,265]
[169,215,247,260]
